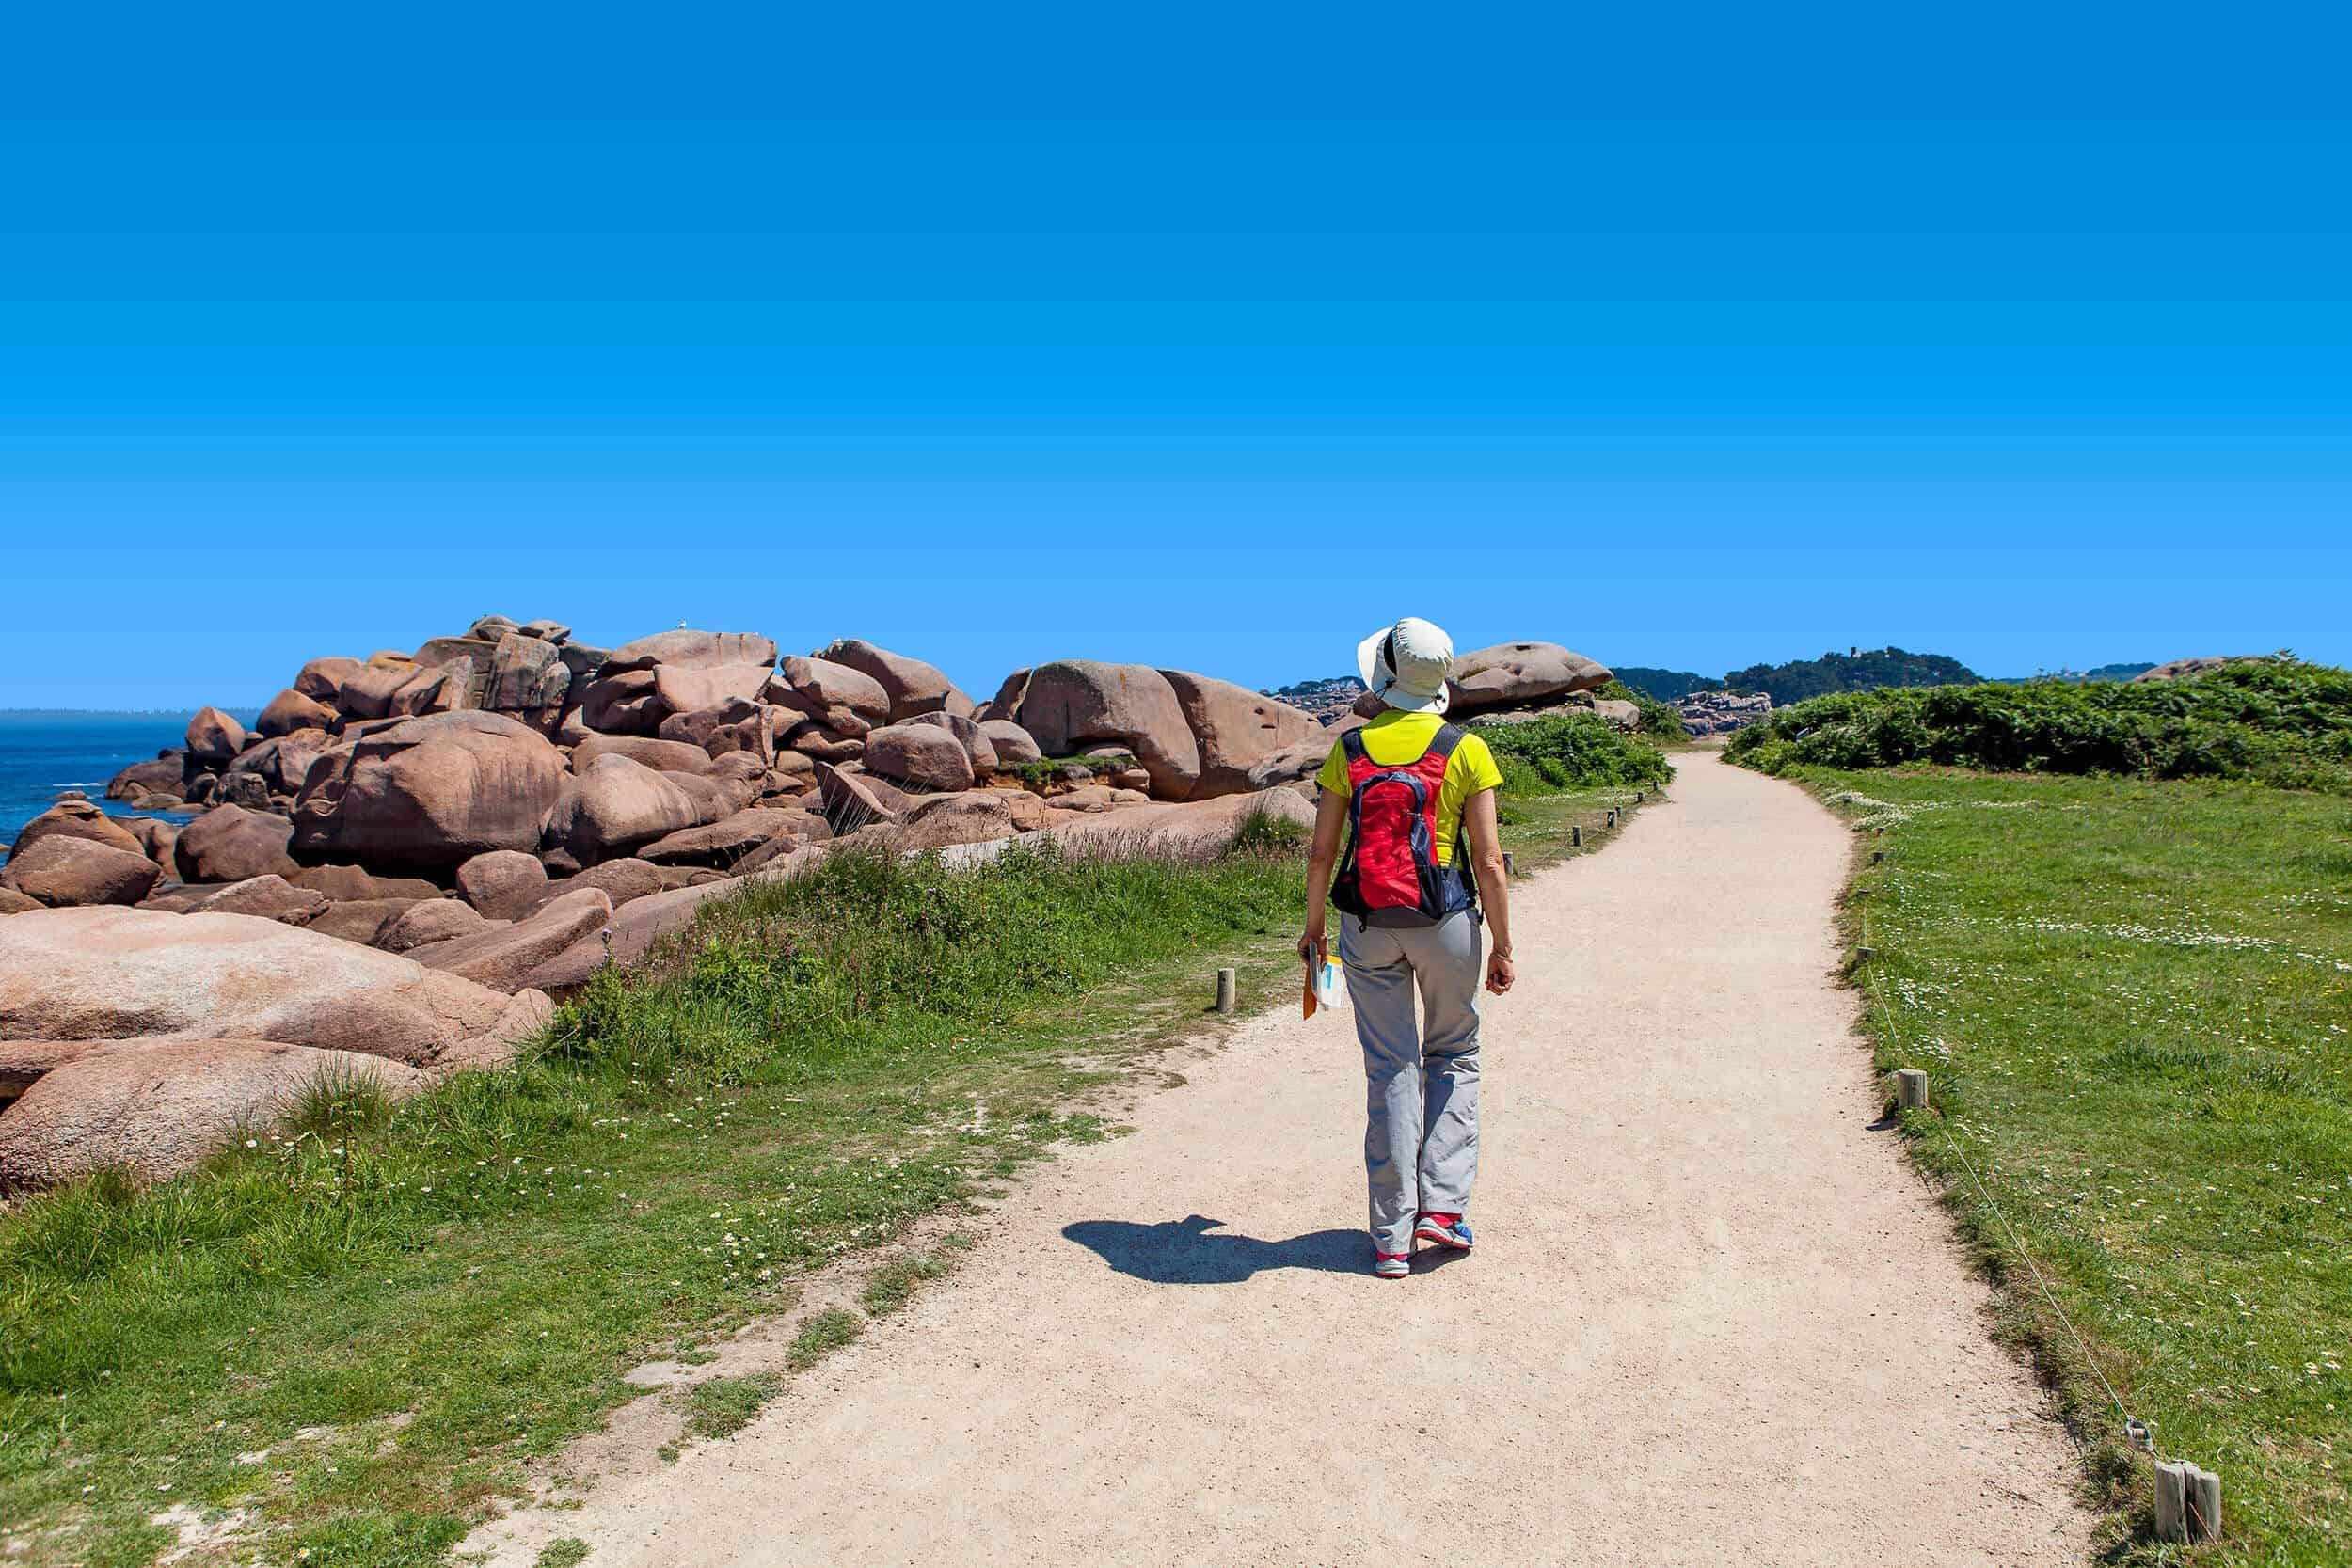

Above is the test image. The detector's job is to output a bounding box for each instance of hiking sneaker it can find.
[1413,1212,1473,1251]
[1373,1251,1412,1279]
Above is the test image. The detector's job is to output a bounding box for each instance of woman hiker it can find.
[1297,616,1515,1279]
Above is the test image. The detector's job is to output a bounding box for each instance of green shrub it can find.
[1598,678,1688,740]
[1473,713,1674,792]
[1725,659,2352,791]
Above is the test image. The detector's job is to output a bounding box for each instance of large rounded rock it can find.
[636,806,814,868]
[818,640,974,721]
[1161,672,1321,798]
[454,850,548,921]
[659,696,775,761]
[225,731,334,797]
[293,711,567,870]
[603,629,778,673]
[9,800,144,860]
[813,761,906,833]
[256,688,340,738]
[0,838,163,908]
[904,711,999,772]
[477,632,575,722]
[653,662,774,718]
[306,897,421,946]
[863,723,977,792]
[334,660,451,721]
[1446,641,1613,715]
[379,898,490,953]
[294,657,365,702]
[894,791,1019,850]
[125,817,182,870]
[1011,661,1200,800]
[0,907,552,1070]
[184,706,247,766]
[572,734,715,775]
[174,805,299,884]
[527,856,666,915]
[578,669,667,735]
[188,876,330,926]
[545,754,702,864]
[106,753,188,800]
[977,719,1042,766]
[0,1038,428,1190]
[2135,656,2267,682]
[770,657,891,738]
[406,887,613,993]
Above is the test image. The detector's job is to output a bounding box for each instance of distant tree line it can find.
[1721,647,1980,705]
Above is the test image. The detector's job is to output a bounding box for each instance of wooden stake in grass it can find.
[1571,825,1583,847]
[1215,967,1236,1014]
[1896,1069,1929,1111]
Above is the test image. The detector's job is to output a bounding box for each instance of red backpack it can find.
[1330,723,1479,928]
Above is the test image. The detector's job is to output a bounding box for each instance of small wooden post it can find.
[1502,852,1515,878]
[1896,1069,1929,1111]
[1871,848,1885,864]
[1571,825,1583,847]
[1215,968,1236,1015]
[1635,790,1645,803]
[1606,808,1619,828]
[2186,1464,2222,1543]
[1856,944,1876,963]
[2154,1461,2187,1543]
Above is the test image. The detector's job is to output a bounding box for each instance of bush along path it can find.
[0,777,1644,1568]
[464,752,2088,1568]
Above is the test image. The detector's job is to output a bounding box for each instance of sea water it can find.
[0,715,207,858]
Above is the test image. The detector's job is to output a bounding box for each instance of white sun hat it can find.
[1356,617,1454,714]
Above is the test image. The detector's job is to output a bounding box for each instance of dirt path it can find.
[471,752,2090,1566]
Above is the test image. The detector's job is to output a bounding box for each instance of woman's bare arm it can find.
[1297,787,1348,964]
[1463,788,1515,994]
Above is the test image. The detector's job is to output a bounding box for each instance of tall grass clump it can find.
[1473,712,1675,792]
[1726,658,2352,792]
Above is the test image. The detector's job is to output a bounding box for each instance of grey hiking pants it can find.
[1339,908,1483,1255]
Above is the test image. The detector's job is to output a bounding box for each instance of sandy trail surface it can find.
[471,752,2089,1566]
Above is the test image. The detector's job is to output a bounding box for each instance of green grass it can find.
[0,838,1309,1567]
[783,1309,864,1372]
[534,1536,590,1567]
[858,1234,973,1318]
[1794,767,2350,1563]
[680,1373,782,1442]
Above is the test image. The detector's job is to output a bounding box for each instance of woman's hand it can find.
[1486,946,1516,995]
[1297,921,1327,966]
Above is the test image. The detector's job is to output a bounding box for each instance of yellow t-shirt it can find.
[1314,710,1502,867]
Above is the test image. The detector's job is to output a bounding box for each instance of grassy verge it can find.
[0,777,1652,1566]
[1797,767,2349,1563]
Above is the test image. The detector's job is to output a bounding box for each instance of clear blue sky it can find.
[4,2,2347,708]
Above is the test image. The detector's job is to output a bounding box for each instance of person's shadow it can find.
[1061,1214,1379,1284]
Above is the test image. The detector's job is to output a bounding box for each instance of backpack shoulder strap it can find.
[1341,727,1369,764]
[1424,722,1467,762]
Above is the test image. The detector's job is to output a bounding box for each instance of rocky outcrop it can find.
[2135,656,2270,682]
[545,754,701,865]
[1162,672,1322,798]
[771,656,891,738]
[184,706,247,766]
[379,899,490,954]
[1004,662,1197,798]
[0,1038,428,1189]
[454,850,548,921]
[863,722,977,792]
[1,837,164,908]
[1675,689,1772,737]
[406,887,612,993]
[185,875,328,926]
[0,907,550,1071]
[175,804,299,884]
[257,688,339,737]
[1446,642,1613,716]
[8,800,145,861]
[294,711,566,869]
[818,639,975,721]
